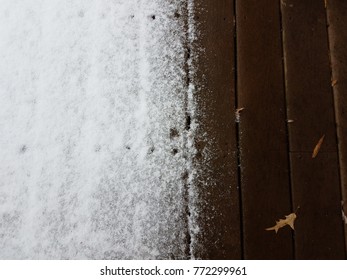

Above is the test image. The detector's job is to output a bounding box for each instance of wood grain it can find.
[192,0,241,259]
[326,0,347,255]
[236,0,293,259]
[281,0,345,259]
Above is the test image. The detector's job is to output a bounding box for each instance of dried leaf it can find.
[312,135,325,158]
[331,79,338,87]
[235,107,244,114]
[235,107,244,123]
[266,213,297,233]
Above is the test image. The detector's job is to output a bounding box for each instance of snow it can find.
[0,0,198,259]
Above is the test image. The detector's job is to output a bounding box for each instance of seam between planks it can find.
[279,0,296,260]
[233,0,245,260]
[324,2,347,259]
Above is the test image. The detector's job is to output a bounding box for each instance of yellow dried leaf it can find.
[312,135,325,158]
[266,213,297,233]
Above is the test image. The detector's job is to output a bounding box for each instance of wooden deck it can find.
[193,0,347,259]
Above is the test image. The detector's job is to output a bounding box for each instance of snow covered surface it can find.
[0,0,198,259]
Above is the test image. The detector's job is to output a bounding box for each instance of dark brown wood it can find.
[192,0,241,259]
[236,0,293,259]
[290,152,344,259]
[326,0,347,255]
[281,0,345,259]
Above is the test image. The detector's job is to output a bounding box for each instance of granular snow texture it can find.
[0,0,198,259]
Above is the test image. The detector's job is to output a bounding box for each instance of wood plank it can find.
[326,0,347,255]
[281,0,345,259]
[191,0,241,259]
[236,0,293,259]
[290,152,344,259]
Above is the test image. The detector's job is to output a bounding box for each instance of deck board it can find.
[236,0,293,259]
[326,0,347,255]
[192,0,241,259]
[281,0,345,259]
[193,0,347,259]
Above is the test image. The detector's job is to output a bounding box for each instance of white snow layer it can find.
[0,0,198,259]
